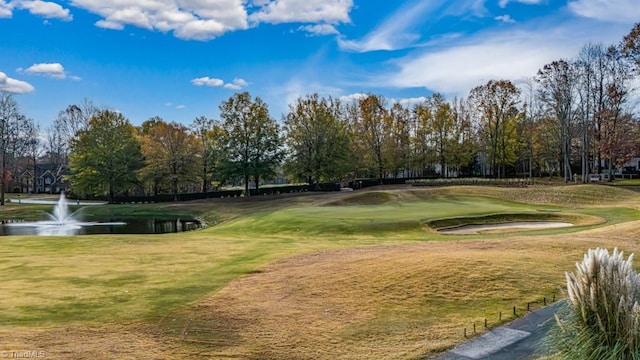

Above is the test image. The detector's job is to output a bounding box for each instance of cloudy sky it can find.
[1,0,638,127]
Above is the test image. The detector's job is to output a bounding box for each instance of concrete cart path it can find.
[433,301,565,360]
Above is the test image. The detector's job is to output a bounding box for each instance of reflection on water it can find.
[0,218,202,236]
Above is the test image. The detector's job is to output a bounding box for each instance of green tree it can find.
[284,94,351,187]
[68,110,143,202]
[219,92,283,195]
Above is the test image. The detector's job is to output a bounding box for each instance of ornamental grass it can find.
[552,248,640,359]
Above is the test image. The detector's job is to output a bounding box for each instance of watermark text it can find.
[1,350,46,359]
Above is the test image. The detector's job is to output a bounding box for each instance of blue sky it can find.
[1,0,639,128]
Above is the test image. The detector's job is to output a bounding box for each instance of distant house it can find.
[16,163,69,194]
[620,157,640,174]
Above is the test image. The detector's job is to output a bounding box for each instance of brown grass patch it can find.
[4,218,640,359]
[164,221,640,359]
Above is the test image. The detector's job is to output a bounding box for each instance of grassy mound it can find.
[323,191,399,206]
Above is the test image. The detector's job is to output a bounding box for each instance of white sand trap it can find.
[439,221,574,235]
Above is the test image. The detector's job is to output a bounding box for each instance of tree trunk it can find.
[202,167,208,193]
[253,176,260,192]
[109,182,114,204]
[173,178,178,201]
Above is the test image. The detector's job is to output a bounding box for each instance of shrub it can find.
[552,248,640,359]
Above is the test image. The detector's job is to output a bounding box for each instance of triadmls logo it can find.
[0,350,47,359]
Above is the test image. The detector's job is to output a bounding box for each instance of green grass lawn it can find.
[2,184,640,359]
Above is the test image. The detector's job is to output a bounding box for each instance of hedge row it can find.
[107,183,342,204]
[407,178,534,187]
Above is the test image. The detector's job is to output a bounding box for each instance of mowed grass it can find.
[2,184,640,359]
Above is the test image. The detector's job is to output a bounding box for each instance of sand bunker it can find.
[438,221,574,235]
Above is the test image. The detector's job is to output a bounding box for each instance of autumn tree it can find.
[450,97,477,176]
[140,119,200,199]
[284,93,352,187]
[414,94,461,177]
[597,46,637,179]
[469,80,522,178]
[536,60,579,182]
[219,92,283,195]
[622,22,640,71]
[383,103,412,177]
[190,116,216,192]
[349,94,389,181]
[68,110,143,202]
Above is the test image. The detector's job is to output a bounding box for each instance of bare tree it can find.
[0,92,23,204]
[536,60,579,182]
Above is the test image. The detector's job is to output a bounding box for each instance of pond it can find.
[0,218,203,236]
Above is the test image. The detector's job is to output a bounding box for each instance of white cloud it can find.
[7,0,356,40]
[176,104,185,109]
[338,0,444,52]
[443,0,487,17]
[0,1,13,18]
[338,93,367,103]
[499,0,545,8]
[568,0,640,23]
[382,20,632,97]
[231,78,248,87]
[24,62,68,79]
[223,78,249,90]
[298,24,339,36]
[191,77,224,87]
[16,0,72,20]
[249,0,352,25]
[0,71,35,93]
[392,96,428,107]
[192,76,248,89]
[495,14,516,23]
[70,0,249,40]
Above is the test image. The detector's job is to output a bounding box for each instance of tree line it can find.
[1,23,640,203]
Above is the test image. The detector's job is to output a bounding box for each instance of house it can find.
[16,163,69,194]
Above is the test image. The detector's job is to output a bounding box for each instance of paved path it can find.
[433,301,565,360]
